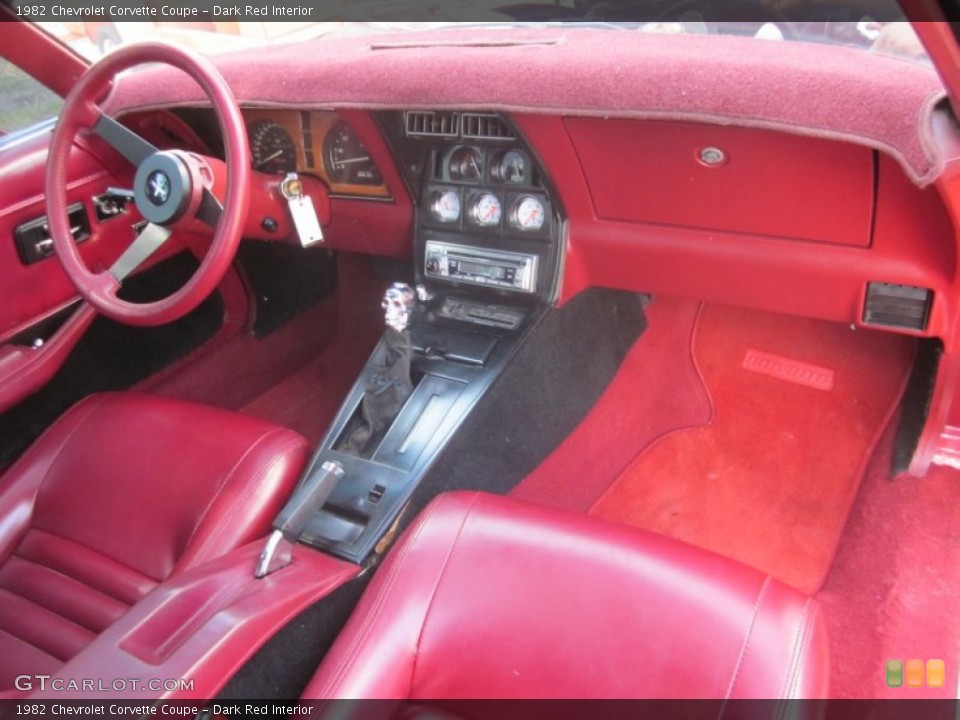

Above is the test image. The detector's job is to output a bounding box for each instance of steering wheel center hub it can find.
[133,150,192,225]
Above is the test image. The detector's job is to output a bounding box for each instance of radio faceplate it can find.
[424,240,538,294]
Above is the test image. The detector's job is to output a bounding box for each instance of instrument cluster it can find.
[421,144,553,239]
[243,110,390,199]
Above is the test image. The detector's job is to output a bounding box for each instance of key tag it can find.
[280,173,323,247]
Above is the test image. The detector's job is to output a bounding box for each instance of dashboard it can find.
[242,109,391,200]
[161,100,952,342]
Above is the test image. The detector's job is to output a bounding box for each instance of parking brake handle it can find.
[255,460,345,578]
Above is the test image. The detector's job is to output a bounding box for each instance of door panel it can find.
[0,131,137,341]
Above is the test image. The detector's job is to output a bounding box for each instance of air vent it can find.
[405,111,459,138]
[863,282,932,331]
[461,112,514,141]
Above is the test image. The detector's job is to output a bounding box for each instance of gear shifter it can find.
[339,283,416,456]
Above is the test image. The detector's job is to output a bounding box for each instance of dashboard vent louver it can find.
[405,111,459,138]
[461,113,514,141]
[863,282,932,332]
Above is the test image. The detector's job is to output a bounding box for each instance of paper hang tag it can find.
[288,194,324,247]
[280,173,324,248]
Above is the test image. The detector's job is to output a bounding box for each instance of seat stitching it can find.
[7,396,107,519]
[408,492,480,695]
[0,555,129,633]
[0,587,94,661]
[180,427,291,553]
[317,498,444,697]
[0,627,61,666]
[776,597,815,700]
[317,493,477,698]
[16,528,157,598]
[720,575,772,711]
[184,436,305,566]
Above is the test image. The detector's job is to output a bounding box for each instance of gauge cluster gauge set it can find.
[375,111,563,304]
[244,110,390,199]
[421,145,553,239]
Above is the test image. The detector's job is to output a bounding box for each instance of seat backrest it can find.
[0,392,308,688]
[305,491,829,699]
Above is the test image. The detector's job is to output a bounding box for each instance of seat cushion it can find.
[304,491,829,699]
[0,392,309,689]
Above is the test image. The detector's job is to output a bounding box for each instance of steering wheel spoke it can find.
[92,113,159,167]
[47,42,250,326]
[109,222,172,282]
[196,188,223,228]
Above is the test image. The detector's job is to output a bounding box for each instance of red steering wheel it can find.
[46,43,250,326]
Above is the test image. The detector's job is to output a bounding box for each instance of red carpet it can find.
[820,422,960,699]
[239,302,381,444]
[510,296,712,510]
[589,303,915,594]
[148,253,382,430]
[236,251,384,442]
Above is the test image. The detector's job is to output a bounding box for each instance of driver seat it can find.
[0,392,309,690]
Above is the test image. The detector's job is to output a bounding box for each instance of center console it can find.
[270,111,564,565]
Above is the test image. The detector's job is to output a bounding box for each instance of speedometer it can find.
[250,120,298,174]
[324,122,383,186]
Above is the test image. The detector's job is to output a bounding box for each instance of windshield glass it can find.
[32,3,928,63]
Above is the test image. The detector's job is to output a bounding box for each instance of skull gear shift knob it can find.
[382,282,416,332]
[339,282,416,456]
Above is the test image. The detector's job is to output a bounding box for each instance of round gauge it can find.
[448,147,483,182]
[512,196,546,231]
[470,193,502,227]
[250,120,298,174]
[492,150,527,185]
[324,122,382,186]
[431,189,461,223]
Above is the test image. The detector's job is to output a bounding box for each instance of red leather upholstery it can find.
[305,491,829,699]
[0,392,309,689]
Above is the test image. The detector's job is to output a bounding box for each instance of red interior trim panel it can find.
[26,543,359,700]
[513,114,956,338]
[565,117,875,247]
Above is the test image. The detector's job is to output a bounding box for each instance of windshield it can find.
[32,5,928,63]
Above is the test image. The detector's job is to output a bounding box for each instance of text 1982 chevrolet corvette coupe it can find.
[0,5,958,709]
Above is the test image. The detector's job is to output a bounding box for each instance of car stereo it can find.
[424,240,538,293]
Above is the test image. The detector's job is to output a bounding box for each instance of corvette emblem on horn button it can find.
[146,170,171,206]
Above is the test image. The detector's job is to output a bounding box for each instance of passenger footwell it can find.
[588,302,915,593]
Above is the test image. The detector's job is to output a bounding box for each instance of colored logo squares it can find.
[886,659,946,688]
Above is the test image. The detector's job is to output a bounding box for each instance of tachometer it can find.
[324,122,382,186]
[250,120,298,174]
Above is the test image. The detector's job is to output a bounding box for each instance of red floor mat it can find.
[510,296,711,511]
[589,303,915,594]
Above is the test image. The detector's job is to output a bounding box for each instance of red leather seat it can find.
[0,392,309,689]
[305,491,829,699]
